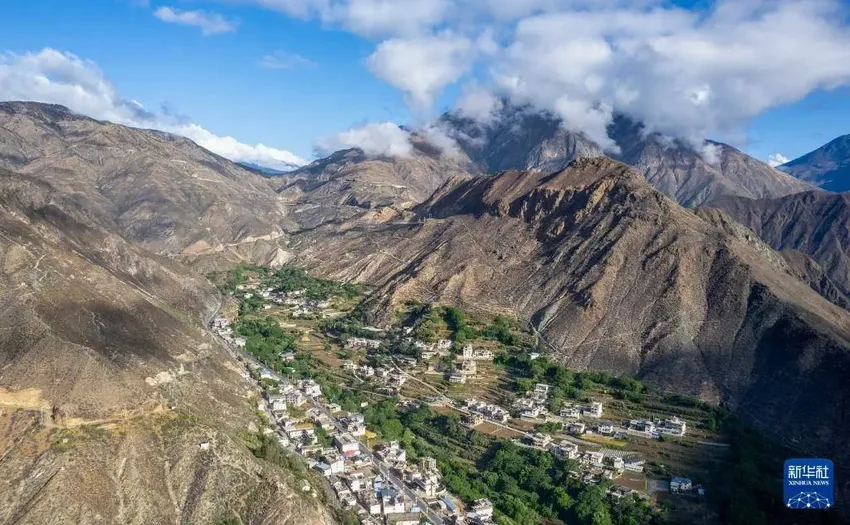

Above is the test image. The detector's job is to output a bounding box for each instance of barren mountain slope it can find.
[0,168,332,524]
[780,134,850,192]
[706,191,850,309]
[606,117,818,207]
[291,157,850,462]
[270,138,479,210]
[443,108,817,207]
[443,108,603,174]
[0,102,291,263]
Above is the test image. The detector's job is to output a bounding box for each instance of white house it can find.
[581,402,603,418]
[335,434,360,457]
[670,476,693,493]
[585,451,605,467]
[567,422,586,435]
[560,406,581,419]
[623,456,645,473]
[462,345,474,359]
[471,499,494,520]
[552,440,579,459]
[534,383,551,397]
[283,390,304,406]
[659,417,687,436]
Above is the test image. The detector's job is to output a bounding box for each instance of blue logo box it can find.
[784,458,834,510]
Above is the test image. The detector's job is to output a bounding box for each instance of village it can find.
[207,267,717,524]
[212,313,493,525]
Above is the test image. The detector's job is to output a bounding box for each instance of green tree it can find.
[574,485,612,525]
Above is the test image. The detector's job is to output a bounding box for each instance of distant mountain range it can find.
[443,105,818,207]
[2,100,850,518]
[779,134,850,192]
[237,161,293,176]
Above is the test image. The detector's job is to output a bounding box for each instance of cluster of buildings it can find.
[513,383,554,419]
[251,371,443,524]
[405,337,453,360]
[620,416,688,439]
[347,337,383,350]
[446,345,496,384]
[559,401,604,421]
[211,316,246,348]
[462,398,511,424]
[235,283,339,319]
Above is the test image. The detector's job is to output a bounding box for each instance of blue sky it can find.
[2,0,850,166]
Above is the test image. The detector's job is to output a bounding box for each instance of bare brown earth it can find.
[0,101,294,266]
[0,162,332,521]
[269,138,478,212]
[706,191,850,310]
[445,107,818,207]
[291,157,850,465]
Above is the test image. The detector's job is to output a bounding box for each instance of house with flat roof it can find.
[670,476,693,493]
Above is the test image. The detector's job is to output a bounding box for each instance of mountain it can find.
[238,161,293,176]
[707,191,850,310]
[0,167,331,524]
[0,101,292,266]
[0,103,333,524]
[442,106,818,207]
[606,116,818,207]
[292,157,850,463]
[269,137,479,210]
[443,107,603,174]
[780,134,850,192]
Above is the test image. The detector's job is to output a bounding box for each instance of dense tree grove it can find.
[353,401,663,525]
[235,316,297,364]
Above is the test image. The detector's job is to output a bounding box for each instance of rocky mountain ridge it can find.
[0,104,333,524]
[291,157,850,465]
[0,101,292,266]
[707,191,850,311]
[780,133,850,192]
[444,106,819,207]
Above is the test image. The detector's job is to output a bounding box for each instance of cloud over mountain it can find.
[235,0,850,154]
[0,48,305,170]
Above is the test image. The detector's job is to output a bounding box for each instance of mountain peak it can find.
[781,134,850,192]
[419,156,651,223]
[440,104,818,207]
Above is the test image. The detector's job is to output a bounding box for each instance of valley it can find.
[208,264,827,525]
[1,98,849,525]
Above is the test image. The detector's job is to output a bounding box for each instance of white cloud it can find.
[315,121,462,158]
[419,124,461,156]
[154,7,238,36]
[0,49,305,170]
[367,33,476,112]
[768,153,790,167]
[231,0,850,157]
[259,51,316,70]
[329,0,450,37]
[316,122,414,157]
[455,84,503,122]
